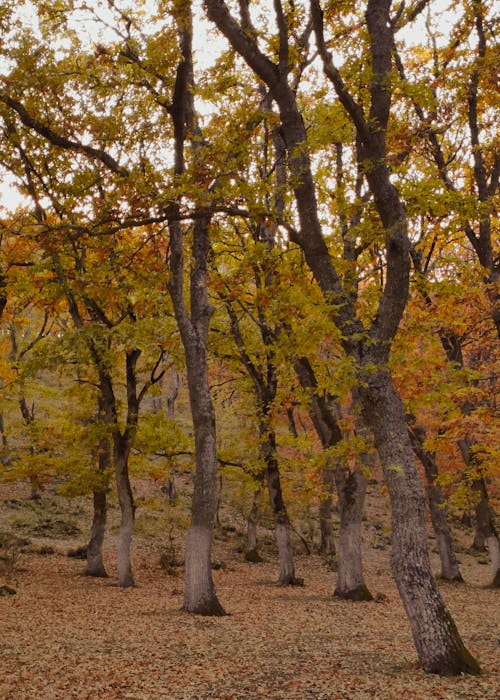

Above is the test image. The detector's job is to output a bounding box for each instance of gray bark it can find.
[334,468,372,600]
[263,430,299,584]
[409,422,463,582]
[114,444,135,588]
[467,470,500,587]
[169,214,225,614]
[85,488,108,578]
[318,461,336,557]
[85,413,111,578]
[245,484,264,562]
[360,369,479,673]
[294,357,369,597]
[167,9,224,615]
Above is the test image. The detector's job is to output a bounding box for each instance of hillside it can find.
[0,480,498,699]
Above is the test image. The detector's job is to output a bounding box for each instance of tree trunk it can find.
[85,488,108,577]
[204,0,479,674]
[114,443,135,588]
[262,429,300,585]
[294,357,369,595]
[245,484,264,562]
[85,431,111,578]
[334,468,372,600]
[182,367,225,614]
[167,9,224,615]
[318,459,336,557]
[29,474,42,500]
[471,525,485,552]
[471,476,500,587]
[409,422,463,582]
[458,437,500,586]
[360,368,480,674]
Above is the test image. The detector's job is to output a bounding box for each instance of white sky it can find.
[0,0,464,214]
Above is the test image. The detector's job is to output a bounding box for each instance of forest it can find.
[0,0,498,697]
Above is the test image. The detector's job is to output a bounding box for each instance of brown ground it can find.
[0,481,499,700]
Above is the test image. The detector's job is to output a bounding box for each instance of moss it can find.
[426,604,482,676]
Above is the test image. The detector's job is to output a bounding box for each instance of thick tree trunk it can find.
[85,489,107,577]
[334,469,372,600]
[361,369,480,674]
[409,423,463,582]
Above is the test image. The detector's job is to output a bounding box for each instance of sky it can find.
[0,0,462,215]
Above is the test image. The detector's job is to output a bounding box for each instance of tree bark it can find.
[409,422,463,582]
[360,368,480,674]
[318,460,336,557]
[85,411,111,578]
[85,488,108,578]
[470,474,500,587]
[262,427,300,585]
[167,6,225,615]
[334,467,372,600]
[181,325,225,613]
[245,483,264,562]
[114,440,135,588]
[458,437,500,586]
[294,357,370,598]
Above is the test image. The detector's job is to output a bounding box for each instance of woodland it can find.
[0,0,498,696]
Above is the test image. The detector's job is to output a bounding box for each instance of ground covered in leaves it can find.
[0,483,499,699]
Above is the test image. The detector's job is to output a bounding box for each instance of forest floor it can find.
[0,479,499,700]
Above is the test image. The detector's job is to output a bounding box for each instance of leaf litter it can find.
[0,486,499,699]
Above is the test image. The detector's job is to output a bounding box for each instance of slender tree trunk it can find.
[360,368,480,674]
[85,489,108,577]
[409,422,463,582]
[471,525,485,551]
[245,484,264,562]
[167,6,224,615]
[262,427,300,585]
[294,357,369,596]
[319,459,336,557]
[458,438,500,586]
[182,360,225,613]
[471,476,500,587]
[114,442,135,588]
[85,431,111,578]
[0,413,7,447]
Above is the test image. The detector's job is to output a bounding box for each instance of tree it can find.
[391,0,499,586]
[203,0,480,674]
[166,0,225,614]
